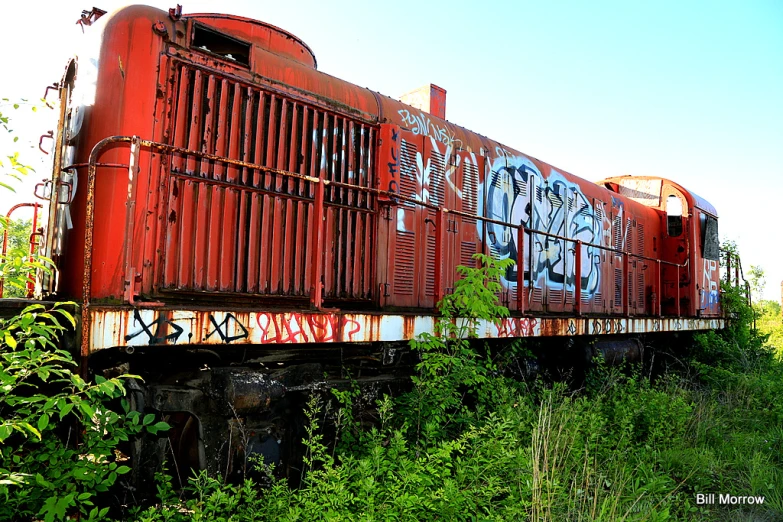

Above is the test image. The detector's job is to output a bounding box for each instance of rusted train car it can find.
[27,5,724,481]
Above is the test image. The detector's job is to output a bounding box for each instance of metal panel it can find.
[161,62,375,302]
[89,305,726,352]
[387,133,421,307]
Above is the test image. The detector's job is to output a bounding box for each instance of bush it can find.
[0,303,171,521]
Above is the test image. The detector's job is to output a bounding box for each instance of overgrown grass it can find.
[125,262,783,521]
[6,252,781,520]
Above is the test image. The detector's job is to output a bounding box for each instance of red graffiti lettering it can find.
[526,318,538,336]
[257,313,362,344]
[256,313,273,343]
[277,314,309,344]
[497,318,524,338]
[341,317,362,341]
[306,314,338,343]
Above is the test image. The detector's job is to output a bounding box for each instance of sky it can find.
[1,0,781,301]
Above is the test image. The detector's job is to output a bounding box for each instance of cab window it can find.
[700,213,719,260]
[666,195,683,237]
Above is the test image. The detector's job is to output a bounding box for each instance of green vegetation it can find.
[756,300,783,356]
[1,104,170,521]
[126,255,783,522]
[1,217,36,298]
[0,303,169,521]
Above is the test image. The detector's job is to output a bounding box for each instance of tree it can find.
[2,218,35,297]
[0,98,36,191]
[0,101,50,298]
[748,264,766,305]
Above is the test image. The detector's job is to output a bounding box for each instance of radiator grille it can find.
[164,63,375,300]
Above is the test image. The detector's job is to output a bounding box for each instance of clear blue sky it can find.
[1,0,781,300]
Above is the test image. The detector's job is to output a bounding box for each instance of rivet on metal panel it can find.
[153,21,169,39]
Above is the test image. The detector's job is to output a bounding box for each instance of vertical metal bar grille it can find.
[425,150,446,296]
[163,63,376,301]
[461,159,478,268]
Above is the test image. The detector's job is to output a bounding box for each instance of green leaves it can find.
[0,301,152,520]
[400,254,516,445]
[147,421,171,435]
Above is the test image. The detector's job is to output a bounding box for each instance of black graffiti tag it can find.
[206,313,249,343]
[567,320,577,335]
[592,319,603,334]
[124,310,185,345]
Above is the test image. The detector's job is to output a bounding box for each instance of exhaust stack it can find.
[400,84,446,120]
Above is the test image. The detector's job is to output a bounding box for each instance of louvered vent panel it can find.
[637,272,645,310]
[637,223,645,255]
[461,242,477,267]
[532,286,544,304]
[613,216,622,250]
[429,150,445,206]
[399,141,419,207]
[578,203,590,219]
[462,160,478,221]
[614,268,622,306]
[547,189,563,209]
[394,231,415,295]
[164,62,375,300]
[425,234,437,296]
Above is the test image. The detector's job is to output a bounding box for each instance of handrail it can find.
[78,135,695,358]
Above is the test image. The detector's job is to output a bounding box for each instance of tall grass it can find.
[126,267,783,521]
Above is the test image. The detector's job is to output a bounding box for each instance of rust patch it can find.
[402,316,416,340]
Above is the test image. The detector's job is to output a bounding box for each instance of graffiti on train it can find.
[478,149,604,295]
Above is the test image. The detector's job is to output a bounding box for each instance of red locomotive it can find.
[25,5,726,481]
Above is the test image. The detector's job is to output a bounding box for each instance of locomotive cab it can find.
[599,176,721,317]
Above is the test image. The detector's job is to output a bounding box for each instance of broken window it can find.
[192,24,251,67]
[700,213,719,260]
